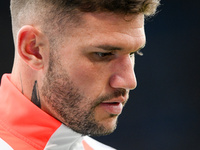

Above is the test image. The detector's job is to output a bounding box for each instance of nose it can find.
[109,55,137,90]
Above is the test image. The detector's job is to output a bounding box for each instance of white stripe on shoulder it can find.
[0,138,13,150]
[44,124,84,150]
[83,136,117,150]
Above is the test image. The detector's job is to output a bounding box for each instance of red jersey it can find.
[0,74,116,150]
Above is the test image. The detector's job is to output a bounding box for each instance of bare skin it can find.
[11,12,146,136]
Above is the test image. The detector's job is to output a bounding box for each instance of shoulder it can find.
[83,136,117,150]
[0,138,13,150]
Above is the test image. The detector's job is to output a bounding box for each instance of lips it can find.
[100,101,124,115]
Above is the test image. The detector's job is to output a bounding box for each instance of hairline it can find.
[10,0,160,51]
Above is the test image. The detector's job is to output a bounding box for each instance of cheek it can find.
[69,61,108,97]
[71,63,99,86]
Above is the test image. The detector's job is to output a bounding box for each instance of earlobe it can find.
[17,25,45,70]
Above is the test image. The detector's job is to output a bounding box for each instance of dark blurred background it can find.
[1,1,200,150]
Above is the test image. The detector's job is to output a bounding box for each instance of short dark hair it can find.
[43,0,160,15]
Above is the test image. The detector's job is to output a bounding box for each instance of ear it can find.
[17,25,47,70]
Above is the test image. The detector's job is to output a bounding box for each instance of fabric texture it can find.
[0,74,116,150]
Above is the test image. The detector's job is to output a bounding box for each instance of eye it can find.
[91,52,115,62]
[95,52,113,58]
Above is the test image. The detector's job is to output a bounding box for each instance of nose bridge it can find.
[120,55,136,83]
[121,55,134,72]
[110,55,137,90]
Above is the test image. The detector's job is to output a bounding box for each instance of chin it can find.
[92,115,118,136]
[90,126,117,137]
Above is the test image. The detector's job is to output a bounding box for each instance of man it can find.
[0,0,160,149]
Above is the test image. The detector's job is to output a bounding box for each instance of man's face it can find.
[41,12,146,136]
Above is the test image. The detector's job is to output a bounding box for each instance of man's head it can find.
[10,0,160,136]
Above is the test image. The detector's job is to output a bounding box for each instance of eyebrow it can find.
[96,45,122,51]
[95,43,146,52]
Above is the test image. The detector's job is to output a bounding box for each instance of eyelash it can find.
[95,52,113,57]
[94,50,143,61]
[95,51,143,57]
[135,50,144,56]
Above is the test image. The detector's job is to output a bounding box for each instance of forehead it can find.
[78,13,145,48]
[81,12,144,31]
[61,12,145,52]
[84,12,144,26]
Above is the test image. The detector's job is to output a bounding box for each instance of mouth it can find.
[100,101,123,115]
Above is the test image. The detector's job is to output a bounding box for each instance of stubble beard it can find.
[41,54,123,136]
